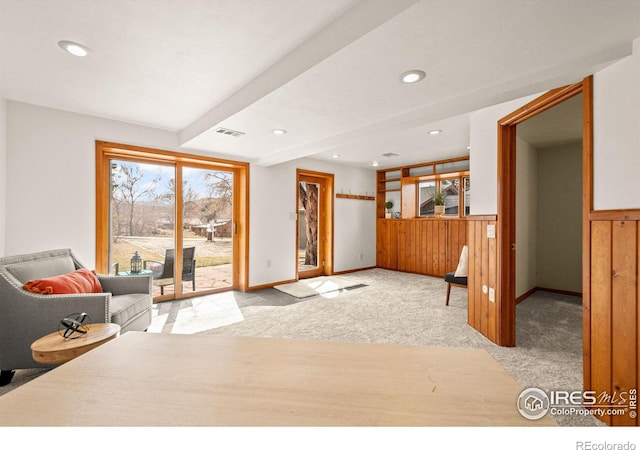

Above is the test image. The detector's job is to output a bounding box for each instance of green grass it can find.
[111,241,230,272]
[111,241,163,272]
[195,256,232,267]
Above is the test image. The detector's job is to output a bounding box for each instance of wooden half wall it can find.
[376,218,467,277]
[467,216,498,343]
[586,210,640,426]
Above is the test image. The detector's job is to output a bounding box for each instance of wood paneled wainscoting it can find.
[586,211,640,426]
[467,216,499,343]
[376,218,467,277]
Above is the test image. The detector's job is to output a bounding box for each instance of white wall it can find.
[6,101,182,265]
[537,143,582,293]
[593,37,640,210]
[515,137,537,297]
[0,94,6,256]
[470,36,640,216]
[5,101,375,286]
[469,94,539,215]
[248,157,376,287]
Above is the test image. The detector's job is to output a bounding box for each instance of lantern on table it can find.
[130,251,142,273]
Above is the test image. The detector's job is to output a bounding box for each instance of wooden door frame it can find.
[95,141,250,296]
[296,169,334,279]
[496,76,592,347]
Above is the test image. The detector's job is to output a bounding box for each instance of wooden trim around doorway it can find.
[493,78,590,347]
[296,169,334,278]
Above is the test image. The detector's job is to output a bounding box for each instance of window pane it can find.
[441,178,460,216]
[109,160,176,297]
[409,165,434,177]
[418,180,436,217]
[436,159,470,173]
[183,167,234,293]
[464,177,471,216]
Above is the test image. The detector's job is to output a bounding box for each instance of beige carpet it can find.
[203,268,602,427]
[1,268,602,427]
[273,275,365,298]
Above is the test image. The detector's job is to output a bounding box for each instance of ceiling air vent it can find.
[213,127,245,138]
[382,152,399,157]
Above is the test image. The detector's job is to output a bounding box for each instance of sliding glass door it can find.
[181,166,234,294]
[97,142,248,301]
[109,160,176,292]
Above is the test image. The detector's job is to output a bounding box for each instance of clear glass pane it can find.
[436,159,470,173]
[418,180,436,217]
[299,182,320,271]
[182,167,234,293]
[409,165,434,177]
[441,178,460,216]
[384,180,401,190]
[109,160,175,297]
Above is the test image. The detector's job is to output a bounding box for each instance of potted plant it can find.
[434,192,445,217]
[384,200,394,218]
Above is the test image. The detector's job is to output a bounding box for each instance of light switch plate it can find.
[487,224,496,239]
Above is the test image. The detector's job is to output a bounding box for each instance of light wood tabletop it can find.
[31,323,121,365]
[3,332,556,426]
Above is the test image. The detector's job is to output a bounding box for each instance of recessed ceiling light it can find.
[428,129,442,135]
[400,70,426,84]
[331,154,340,158]
[466,146,471,150]
[272,129,287,135]
[58,40,91,57]
[372,161,380,167]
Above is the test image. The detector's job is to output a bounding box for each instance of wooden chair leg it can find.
[446,282,451,306]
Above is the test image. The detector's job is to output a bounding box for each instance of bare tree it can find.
[159,178,200,226]
[299,182,319,265]
[203,171,233,222]
[111,162,159,236]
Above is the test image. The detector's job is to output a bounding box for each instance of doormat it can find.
[274,276,366,299]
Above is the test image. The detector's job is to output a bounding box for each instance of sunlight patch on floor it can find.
[148,292,244,334]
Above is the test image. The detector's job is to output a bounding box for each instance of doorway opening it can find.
[296,169,334,279]
[514,93,583,303]
[495,77,591,347]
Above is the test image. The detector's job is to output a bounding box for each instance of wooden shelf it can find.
[336,193,375,201]
[376,155,470,219]
[378,177,401,183]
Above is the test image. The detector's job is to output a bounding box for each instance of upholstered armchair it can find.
[0,249,152,385]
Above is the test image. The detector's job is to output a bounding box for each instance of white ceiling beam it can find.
[178,0,420,147]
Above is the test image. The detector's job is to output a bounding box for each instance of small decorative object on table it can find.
[58,312,91,339]
[130,251,142,273]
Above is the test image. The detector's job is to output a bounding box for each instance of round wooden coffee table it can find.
[31,323,121,364]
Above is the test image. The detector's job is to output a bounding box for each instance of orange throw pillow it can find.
[23,268,103,295]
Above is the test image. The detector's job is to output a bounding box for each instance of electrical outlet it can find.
[489,287,495,302]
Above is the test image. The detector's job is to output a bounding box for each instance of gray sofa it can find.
[0,248,152,385]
